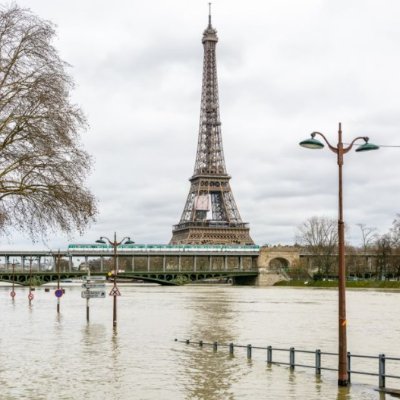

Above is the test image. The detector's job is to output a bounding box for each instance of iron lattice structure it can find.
[170,14,254,245]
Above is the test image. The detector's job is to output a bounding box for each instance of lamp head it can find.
[125,239,135,245]
[356,139,379,152]
[299,134,324,150]
[95,238,106,244]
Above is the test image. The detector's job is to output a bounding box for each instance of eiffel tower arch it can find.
[170,11,254,245]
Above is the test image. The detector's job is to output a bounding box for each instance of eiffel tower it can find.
[170,10,254,245]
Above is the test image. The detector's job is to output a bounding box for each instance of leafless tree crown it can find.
[0,4,96,239]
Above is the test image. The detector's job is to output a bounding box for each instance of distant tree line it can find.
[295,215,400,280]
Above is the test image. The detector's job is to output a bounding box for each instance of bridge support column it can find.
[21,256,25,271]
[147,256,150,272]
[5,255,9,270]
[84,256,88,271]
[116,256,119,272]
[100,256,104,272]
[178,256,181,272]
[132,256,135,272]
[255,267,288,286]
[240,256,243,271]
[69,256,73,272]
[194,256,197,272]
[37,256,41,271]
[163,256,166,272]
[209,256,212,271]
[224,256,228,271]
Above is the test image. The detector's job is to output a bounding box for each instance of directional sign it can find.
[81,290,106,299]
[55,289,63,298]
[82,276,106,281]
[82,283,106,289]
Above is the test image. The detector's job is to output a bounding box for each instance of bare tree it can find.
[295,216,338,277]
[357,223,377,253]
[374,233,392,280]
[0,5,96,239]
[390,214,400,247]
[356,223,377,276]
[389,214,400,279]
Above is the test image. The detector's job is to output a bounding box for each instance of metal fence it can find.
[175,339,400,389]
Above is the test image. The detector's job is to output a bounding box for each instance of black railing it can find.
[175,339,400,389]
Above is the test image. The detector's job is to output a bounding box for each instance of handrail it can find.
[175,339,400,389]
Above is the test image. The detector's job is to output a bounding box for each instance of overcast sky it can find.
[3,0,400,250]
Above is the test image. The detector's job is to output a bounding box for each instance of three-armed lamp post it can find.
[96,233,134,328]
[299,122,379,386]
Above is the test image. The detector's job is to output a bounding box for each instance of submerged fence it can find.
[175,339,400,389]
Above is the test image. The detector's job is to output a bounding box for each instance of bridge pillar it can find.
[194,255,197,272]
[178,256,182,272]
[5,255,9,270]
[255,267,287,286]
[132,256,135,272]
[147,256,150,272]
[69,256,73,272]
[21,256,25,271]
[209,256,212,271]
[162,256,166,272]
[116,256,119,271]
[239,256,243,271]
[224,256,228,271]
[37,256,41,271]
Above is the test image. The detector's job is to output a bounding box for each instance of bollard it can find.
[347,352,351,383]
[379,354,386,388]
[289,347,295,370]
[186,339,190,344]
[199,340,203,347]
[247,344,252,359]
[267,346,272,364]
[315,349,321,375]
[213,342,218,352]
[229,343,234,355]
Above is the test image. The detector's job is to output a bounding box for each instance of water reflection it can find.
[178,288,242,400]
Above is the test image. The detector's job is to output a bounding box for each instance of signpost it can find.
[54,252,63,314]
[82,283,106,289]
[10,261,15,300]
[81,290,106,299]
[81,273,106,322]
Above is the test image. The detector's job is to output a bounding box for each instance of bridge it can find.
[0,270,259,286]
[1,244,387,286]
[0,244,260,286]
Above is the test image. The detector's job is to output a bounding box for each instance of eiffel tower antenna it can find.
[170,11,254,245]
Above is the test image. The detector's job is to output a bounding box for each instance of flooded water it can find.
[0,284,399,399]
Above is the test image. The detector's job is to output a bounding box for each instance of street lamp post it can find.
[96,233,134,328]
[300,122,379,386]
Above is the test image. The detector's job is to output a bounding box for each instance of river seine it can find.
[0,284,399,399]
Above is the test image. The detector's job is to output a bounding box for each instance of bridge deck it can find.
[0,270,259,286]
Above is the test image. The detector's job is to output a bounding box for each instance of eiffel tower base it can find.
[170,225,254,245]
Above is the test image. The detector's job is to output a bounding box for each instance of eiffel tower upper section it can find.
[170,11,254,245]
